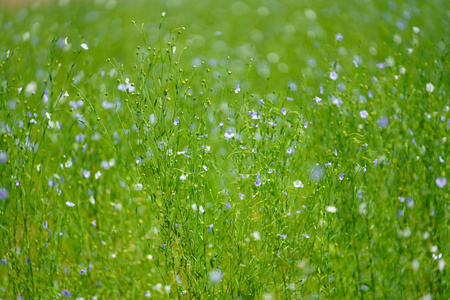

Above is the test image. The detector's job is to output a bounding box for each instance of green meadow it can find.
[0,0,448,298]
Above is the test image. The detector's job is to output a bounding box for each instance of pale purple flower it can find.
[224,129,235,140]
[0,188,9,199]
[339,173,345,181]
[207,224,213,232]
[1,259,6,265]
[218,122,224,129]
[398,196,405,203]
[0,151,7,164]
[357,189,364,201]
[377,62,387,69]
[397,210,404,217]
[286,97,294,101]
[79,269,87,275]
[62,289,71,298]
[249,111,259,119]
[333,98,343,107]
[302,233,310,239]
[238,193,244,200]
[374,159,378,166]
[235,84,240,93]
[174,117,180,125]
[83,170,90,179]
[313,96,322,103]
[377,117,389,127]
[226,202,231,209]
[330,71,338,81]
[117,78,135,93]
[353,60,359,67]
[209,269,223,285]
[254,172,262,186]
[202,165,208,171]
[279,234,287,239]
[66,201,75,207]
[335,33,343,41]
[259,99,264,106]
[199,205,205,214]
[43,221,48,229]
[320,86,324,94]
[281,108,286,115]
[325,162,332,167]
[338,83,345,92]
[407,197,414,207]
[287,146,295,155]
[334,149,338,157]
[304,121,309,128]
[439,156,444,163]
[436,177,447,188]
[360,110,369,118]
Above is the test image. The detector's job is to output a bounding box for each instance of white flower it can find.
[326,206,337,213]
[180,174,188,181]
[65,160,72,168]
[66,201,75,207]
[252,231,261,240]
[426,83,434,93]
[81,43,89,50]
[293,180,304,188]
[134,183,143,191]
[153,283,163,293]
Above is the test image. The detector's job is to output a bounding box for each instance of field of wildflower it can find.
[0,0,449,299]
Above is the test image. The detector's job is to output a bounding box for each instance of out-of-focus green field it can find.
[0,0,449,299]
